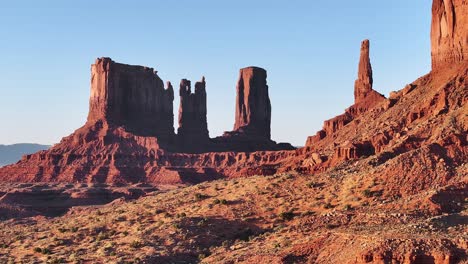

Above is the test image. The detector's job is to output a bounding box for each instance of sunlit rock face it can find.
[232,66,272,139]
[88,57,175,139]
[431,0,468,70]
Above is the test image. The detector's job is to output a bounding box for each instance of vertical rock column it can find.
[177,77,209,144]
[232,67,271,139]
[354,39,374,103]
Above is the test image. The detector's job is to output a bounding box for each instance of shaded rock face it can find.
[177,78,209,143]
[88,58,174,138]
[232,67,271,139]
[354,39,373,103]
[431,0,468,70]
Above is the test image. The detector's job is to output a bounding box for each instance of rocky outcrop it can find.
[431,0,468,70]
[231,67,271,139]
[306,40,386,147]
[177,78,209,146]
[88,57,175,139]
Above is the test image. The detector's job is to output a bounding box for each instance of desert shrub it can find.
[279,211,295,221]
[343,204,352,211]
[197,218,208,227]
[362,189,372,197]
[176,212,186,218]
[213,199,228,205]
[323,203,334,209]
[155,209,165,214]
[130,240,143,248]
[301,210,314,216]
[221,240,230,247]
[194,193,208,201]
[70,227,79,232]
[198,252,211,260]
[96,232,109,241]
[34,247,51,254]
[48,257,65,264]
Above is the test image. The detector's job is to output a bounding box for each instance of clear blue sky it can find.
[0,1,432,146]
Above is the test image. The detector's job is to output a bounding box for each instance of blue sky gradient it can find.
[0,1,432,146]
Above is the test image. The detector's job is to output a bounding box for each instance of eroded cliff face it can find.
[232,67,271,139]
[88,58,175,139]
[431,0,468,70]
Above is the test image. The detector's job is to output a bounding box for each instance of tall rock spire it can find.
[354,39,374,103]
[431,0,468,70]
[233,67,271,139]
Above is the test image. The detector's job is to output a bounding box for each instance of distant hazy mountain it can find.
[0,144,50,167]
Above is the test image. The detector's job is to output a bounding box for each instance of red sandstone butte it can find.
[217,67,294,152]
[88,57,175,140]
[232,67,271,139]
[0,58,295,183]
